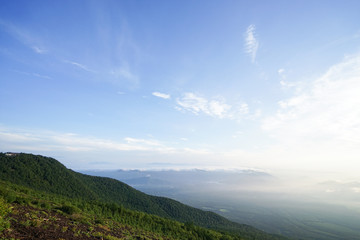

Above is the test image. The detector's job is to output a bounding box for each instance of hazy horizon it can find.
[81,166,360,239]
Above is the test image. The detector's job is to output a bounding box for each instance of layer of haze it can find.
[83,168,360,239]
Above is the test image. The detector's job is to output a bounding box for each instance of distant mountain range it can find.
[0,152,287,240]
[82,168,276,195]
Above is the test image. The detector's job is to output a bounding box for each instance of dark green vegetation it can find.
[0,153,287,240]
[0,180,237,239]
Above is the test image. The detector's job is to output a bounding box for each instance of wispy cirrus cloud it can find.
[0,20,47,54]
[152,92,171,99]
[278,68,285,77]
[11,70,52,80]
[110,64,139,87]
[64,60,96,73]
[92,12,141,87]
[244,24,259,63]
[31,46,47,54]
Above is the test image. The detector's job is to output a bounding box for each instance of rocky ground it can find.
[1,204,168,240]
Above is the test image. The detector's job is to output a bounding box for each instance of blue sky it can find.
[1,0,360,178]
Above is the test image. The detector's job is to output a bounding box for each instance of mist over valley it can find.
[83,168,360,239]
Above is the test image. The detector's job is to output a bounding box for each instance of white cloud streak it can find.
[152,92,171,99]
[12,70,52,80]
[64,60,96,73]
[0,127,211,157]
[176,93,232,119]
[176,93,251,120]
[124,137,162,147]
[0,128,157,152]
[244,24,259,63]
[110,64,139,87]
[0,20,47,54]
[31,46,47,54]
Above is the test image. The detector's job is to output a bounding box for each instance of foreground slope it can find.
[0,180,245,240]
[0,152,287,240]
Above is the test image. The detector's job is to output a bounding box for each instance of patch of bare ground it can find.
[1,204,169,240]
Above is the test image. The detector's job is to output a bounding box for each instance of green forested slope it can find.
[0,152,287,240]
[0,179,245,240]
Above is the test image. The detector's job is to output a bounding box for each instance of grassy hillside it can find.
[0,152,288,240]
[0,179,244,240]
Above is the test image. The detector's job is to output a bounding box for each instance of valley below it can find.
[83,169,360,240]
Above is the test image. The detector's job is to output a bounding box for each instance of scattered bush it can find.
[0,197,11,232]
[57,205,78,215]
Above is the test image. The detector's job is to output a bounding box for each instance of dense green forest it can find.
[0,153,288,240]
